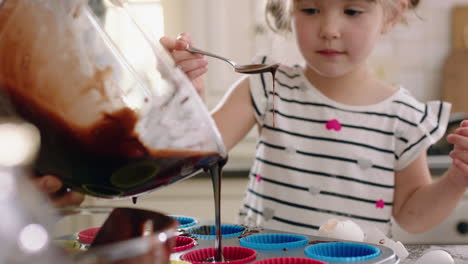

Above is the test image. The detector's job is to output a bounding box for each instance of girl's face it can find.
[292,0,395,78]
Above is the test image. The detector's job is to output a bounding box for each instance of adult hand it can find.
[159,32,207,96]
[33,175,85,207]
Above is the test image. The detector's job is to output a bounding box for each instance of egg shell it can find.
[318,219,365,242]
[364,226,408,260]
[393,241,409,260]
[364,226,388,245]
[414,250,454,264]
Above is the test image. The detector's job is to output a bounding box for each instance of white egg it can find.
[317,219,365,242]
[414,250,454,264]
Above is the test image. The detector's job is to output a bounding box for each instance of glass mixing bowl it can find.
[0,0,226,199]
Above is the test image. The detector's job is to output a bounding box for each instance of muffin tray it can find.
[171,217,400,264]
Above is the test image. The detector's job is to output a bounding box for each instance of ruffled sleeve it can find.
[395,98,451,170]
[248,55,277,126]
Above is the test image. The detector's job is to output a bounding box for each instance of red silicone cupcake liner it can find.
[172,236,196,252]
[252,257,327,264]
[181,246,256,264]
[77,227,100,244]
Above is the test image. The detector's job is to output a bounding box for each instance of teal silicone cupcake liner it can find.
[239,233,309,250]
[170,216,197,229]
[304,242,381,262]
[186,224,246,240]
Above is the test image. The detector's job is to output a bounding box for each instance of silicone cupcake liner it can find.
[240,233,309,250]
[304,242,381,262]
[252,257,327,264]
[170,216,197,229]
[77,227,100,244]
[186,224,246,240]
[172,236,196,253]
[181,246,256,264]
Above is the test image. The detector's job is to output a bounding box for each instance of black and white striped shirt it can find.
[238,56,451,236]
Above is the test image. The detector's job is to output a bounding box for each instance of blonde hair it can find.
[265,0,420,33]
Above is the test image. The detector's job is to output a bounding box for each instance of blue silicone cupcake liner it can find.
[304,242,381,262]
[170,216,197,229]
[240,233,309,250]
[186,224,246,240]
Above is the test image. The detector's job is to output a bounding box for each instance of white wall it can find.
[372,0,468,102]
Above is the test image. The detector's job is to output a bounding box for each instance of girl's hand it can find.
[33,175,85,207]
[159,33,208,96]
[447,120,468,185]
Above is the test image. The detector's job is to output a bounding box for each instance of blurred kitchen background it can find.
[83,0,468,244]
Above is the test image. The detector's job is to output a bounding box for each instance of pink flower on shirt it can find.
[376,200,385,209]
[326,119,342,131]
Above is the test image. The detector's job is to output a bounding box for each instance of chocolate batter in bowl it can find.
[0,0,226,199]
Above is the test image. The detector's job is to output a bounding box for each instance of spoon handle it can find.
[186,46,237,68]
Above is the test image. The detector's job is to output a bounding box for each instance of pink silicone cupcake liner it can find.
[77,227,100,244]
[181,246,257,264]
[252,257,327,264]
[172,236,196,253]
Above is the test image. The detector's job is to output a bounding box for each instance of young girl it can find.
[160,0,468,236]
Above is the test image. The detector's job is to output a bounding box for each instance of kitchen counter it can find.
[168,217,468,263]
[403,244,468,263]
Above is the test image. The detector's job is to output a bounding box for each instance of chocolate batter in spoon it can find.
[187,45,279,74]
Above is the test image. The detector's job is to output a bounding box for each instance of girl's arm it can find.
[211,77,257,151]
[393,121,468,233]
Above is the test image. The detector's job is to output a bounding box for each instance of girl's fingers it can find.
[159,36,177,52]
[176,57,208,74]
[177,32,192,44]
[175,38,189,50]
[159,36,188,52]
[174,32,191,51]
[447,133,468,150]
[452,158,468,178]
[450,150,468,164]
[460,120,468,127]
[171,49,204,63]
[185,66,208,82]
[454,127,468,138]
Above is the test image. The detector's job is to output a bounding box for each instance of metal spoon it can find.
[186,45,279,74]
